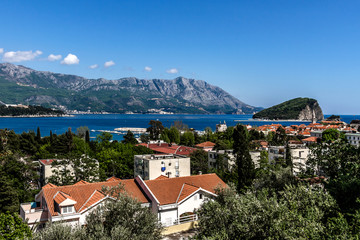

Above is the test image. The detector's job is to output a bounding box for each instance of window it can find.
[62,206,73,214]
[199,193,203,200]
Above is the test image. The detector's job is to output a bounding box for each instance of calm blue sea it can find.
[0,114,358,141]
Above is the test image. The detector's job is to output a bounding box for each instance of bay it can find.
[0,114,358,141]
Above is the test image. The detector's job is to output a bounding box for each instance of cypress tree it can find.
[36,127,41,142]
[233,124,255,193]
[285,142,293,172]
[50,130,53,143]
[85,130,90,143]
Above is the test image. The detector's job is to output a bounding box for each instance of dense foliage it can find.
[253,97,318,120]
[0,105,64,116]
[0,127,153,215]
[0,212,32,239]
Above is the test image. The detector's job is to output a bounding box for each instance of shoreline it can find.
[0,114,73,118]
[236,119,312,122]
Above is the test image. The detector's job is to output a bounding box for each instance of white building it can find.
[208,149,261,169]
[39,158,99,186]
[310,130,323,138]
[345,133,360,147]
[208,150,235,170]
[20,174,226,230]
[134,154,190,180]
[216,121,227,133]
[268,144,310,174]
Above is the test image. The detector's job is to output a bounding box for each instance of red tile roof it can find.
[302,136,318,142]
[137,143,196,156]
[74,180,89,185]
[177,183,199,203]
[78,190,106,212]
[145,173,226,205]
[54,191,76,205]
[106,176,121,182]
[40,159,55,165]
[43,183,57,188]
[154,175,169,180]
[195,141,216,148]
[42,179,148,216]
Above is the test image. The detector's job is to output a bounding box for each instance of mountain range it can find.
[0,63,262,114]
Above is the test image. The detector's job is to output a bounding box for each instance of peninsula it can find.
[252,97,324,121]
[0,104,65,117]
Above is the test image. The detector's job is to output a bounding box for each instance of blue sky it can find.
[1,0,360,114]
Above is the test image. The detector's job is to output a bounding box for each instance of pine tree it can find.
[233,124,255,193]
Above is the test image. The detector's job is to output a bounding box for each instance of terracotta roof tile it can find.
[177,183,199,203]
[43,183,57,188]
[145,173,226,205]
[154,175,169,180]
[40,159,55,165]
[54,191,76,205]
[302,136,318,142]
[74,180,89,185]
[79,190,106,212]
[106,176,121,182]
[42,179,148,216]
[195,141,216,148]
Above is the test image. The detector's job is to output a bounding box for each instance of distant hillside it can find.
[0,104,64,116]
[0,63,262,114]
[253,98,324,121]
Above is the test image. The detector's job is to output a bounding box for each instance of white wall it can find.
[178,191,207,217]
[159,209,178,226]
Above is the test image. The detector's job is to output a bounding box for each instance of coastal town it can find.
[2,0,360,239]
[10,114,359,238]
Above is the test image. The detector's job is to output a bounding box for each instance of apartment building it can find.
[134,154,190,180]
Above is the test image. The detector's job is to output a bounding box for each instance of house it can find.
[134,154,190,180]
[302,136,318,145]
[20,178,149,230]
[138,174,226,226]
[20,174,226,230]
[195,141,216,152]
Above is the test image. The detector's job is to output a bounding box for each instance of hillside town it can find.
[2,115,356,239]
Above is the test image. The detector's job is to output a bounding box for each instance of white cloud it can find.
[0,48,3,54]
[2,50,42,62]
[47,54,62,61]
[166,68,178,74]
[144,66,152,72]
[61,53,79,65]
[104,60,115,68]
[89,64,98,69]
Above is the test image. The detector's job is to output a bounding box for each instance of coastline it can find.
[0,114,73,118]
[237,119,312,122]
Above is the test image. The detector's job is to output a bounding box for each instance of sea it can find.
[0,114,359,141]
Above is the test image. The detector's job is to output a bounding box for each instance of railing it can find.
[173,214,198,225]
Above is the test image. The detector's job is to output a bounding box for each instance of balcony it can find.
[20,202,49,225]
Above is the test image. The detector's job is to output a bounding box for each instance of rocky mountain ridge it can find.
[0,63,262,114]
